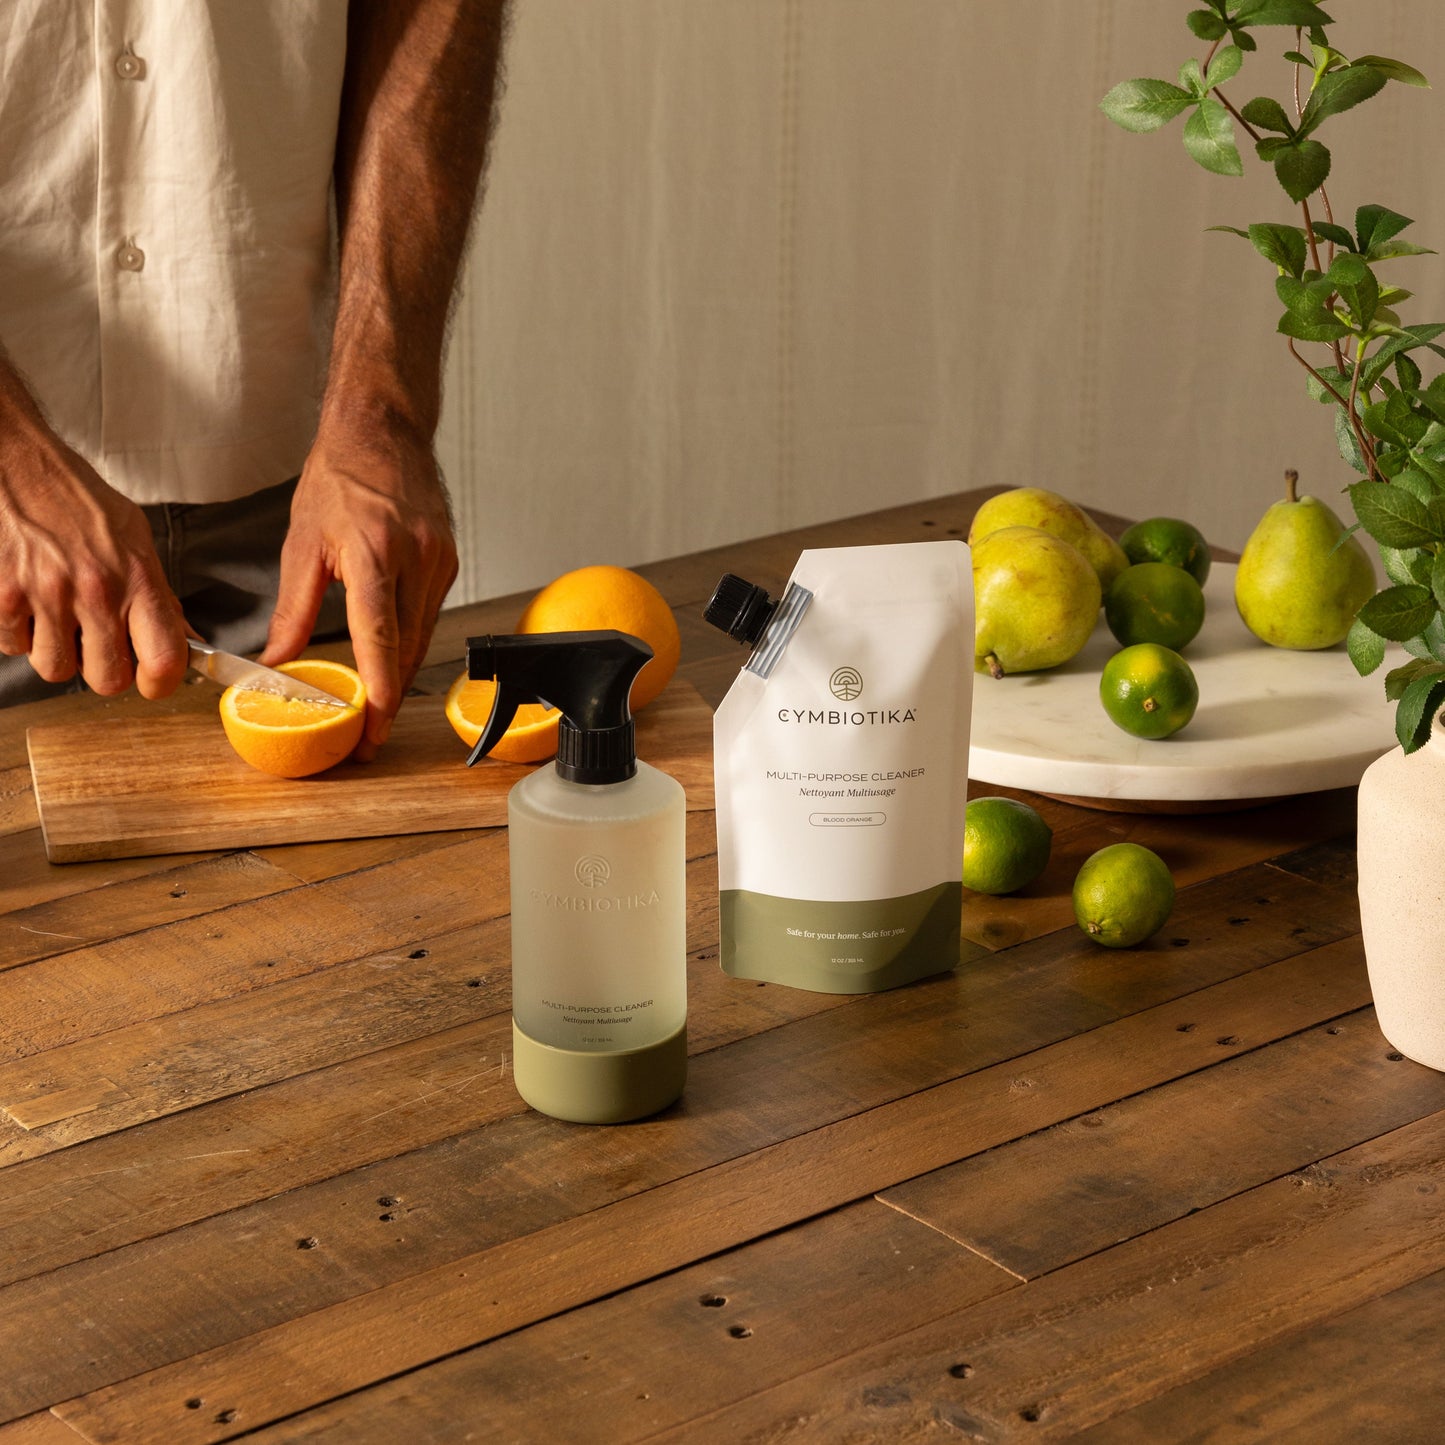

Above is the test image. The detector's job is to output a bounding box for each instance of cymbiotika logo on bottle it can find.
[532,854,660,912]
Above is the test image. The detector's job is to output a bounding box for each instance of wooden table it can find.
[3,490,1442,1444]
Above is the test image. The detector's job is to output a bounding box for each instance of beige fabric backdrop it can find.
[438,0,1445,606]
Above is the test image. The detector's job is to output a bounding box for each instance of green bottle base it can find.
[512,1018,687,1124]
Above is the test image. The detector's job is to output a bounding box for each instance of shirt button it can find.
[115,46,146,80]
[116,239,145,272]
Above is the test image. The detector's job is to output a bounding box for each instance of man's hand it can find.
[260,418,458,758]
[0,428,188,699]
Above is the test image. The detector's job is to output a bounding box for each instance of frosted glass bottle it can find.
[507,759,688,1122]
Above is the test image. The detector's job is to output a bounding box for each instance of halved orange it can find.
[444,673,562,763]
[220,658,366,778]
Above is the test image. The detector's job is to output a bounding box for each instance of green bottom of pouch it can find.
[720,881,962,994]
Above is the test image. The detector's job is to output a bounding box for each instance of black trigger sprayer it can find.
[463,630,653,783]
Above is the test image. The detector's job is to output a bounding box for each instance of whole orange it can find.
[514,565,680,711]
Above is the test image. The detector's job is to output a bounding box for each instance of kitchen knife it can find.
[186,640,356,708]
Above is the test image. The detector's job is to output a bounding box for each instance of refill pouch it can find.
[705,541,972,993]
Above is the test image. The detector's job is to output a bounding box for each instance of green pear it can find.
[969,486,1129,593]
[973,526,1102,677]
[1234,470,1375,650]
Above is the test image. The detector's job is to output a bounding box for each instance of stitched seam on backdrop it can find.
[776,0,802,517]
[1078,0,1114,497]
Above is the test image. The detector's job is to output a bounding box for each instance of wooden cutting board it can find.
[27,682,715,863]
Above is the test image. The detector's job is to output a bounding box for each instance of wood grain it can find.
[241,1201,1019,1443]
[27,682,714,862]
[880,997,1445,1278]
[46,940,1372,1440]
[652,1109,1445,1442]
[1074,1265,1445,1443]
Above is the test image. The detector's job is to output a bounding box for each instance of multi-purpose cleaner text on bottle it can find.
[465,630,687,1123]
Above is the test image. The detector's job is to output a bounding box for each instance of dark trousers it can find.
[0,477,346,706]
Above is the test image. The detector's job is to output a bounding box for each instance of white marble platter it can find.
[968,562,1402,807]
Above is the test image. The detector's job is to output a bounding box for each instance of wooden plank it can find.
[0,1415,90,1445]
[0,832,511,1064]
[0,854,1347,1280]
[240,1200,1020,1443]
[0,852,303,972]
[41,942,1370,1440]
[646,1109,1445,1443]
[961,785,1357,951]
[0,813,717,1164]
[27,682,714,863]
[880,1002,1445,1278]
[0,766,37,838]
[0,847,828,1282]
[0,832,221,918]
[1073,1265,1445,1442]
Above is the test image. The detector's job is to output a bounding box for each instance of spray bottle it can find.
[465,630,687,1123]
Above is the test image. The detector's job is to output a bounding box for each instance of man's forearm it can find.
[325,0,509,441]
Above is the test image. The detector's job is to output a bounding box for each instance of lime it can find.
[1100,643,1198,740]
[1104,562,1206,650]
[962,796,1053,895]
[1073,842,1175,947]
[1119,517,1212,585]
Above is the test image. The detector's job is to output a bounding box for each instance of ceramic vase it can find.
[1357,711,1445,1071]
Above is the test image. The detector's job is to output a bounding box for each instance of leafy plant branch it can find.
[1101,1,1445,751]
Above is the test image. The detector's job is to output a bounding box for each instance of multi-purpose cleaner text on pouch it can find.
[704,541,973,994]
[465,630,687,1124]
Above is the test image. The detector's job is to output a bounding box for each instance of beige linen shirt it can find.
[0,0,348,504]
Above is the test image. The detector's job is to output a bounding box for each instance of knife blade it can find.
[186,640,356,708]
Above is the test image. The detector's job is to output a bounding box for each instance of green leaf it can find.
[1353,55,1430,87]
[1179,58,1208,97]
[1378,447,1408,479]
[1349,480,1445,547]
[1298,64,1389,136]
[1367,238,1437,263]
[1358,584,1437,641]
[1283,50,1311,65]
[1395,464,1445,501]
[1233,0,1334,25]
[1396,353,1424,393]
[1275,273,1335,319]
[1308,221,1355,251]
[1247,222,1307,277]
[1205,45,1244,89]
[1336,405,1368,473]
[1356,205,1414,253]
[1183,95,1243,175]
[1240,95,1294,133]
[1397,673,1445,752]
[1431,550,1445,612]
[1363,393,1430,447]
[1187,9,1230,41]
[1328,252,1380,329]
[1100,79,1195,133]
[1380,545,1431,588]
[1279,310,1350,343]
[1384,657,1443,702]
[1306,365,1351,404]
[1347,614,1388,676]
[1272,137,1331,202]
[1418,376,1445,424]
